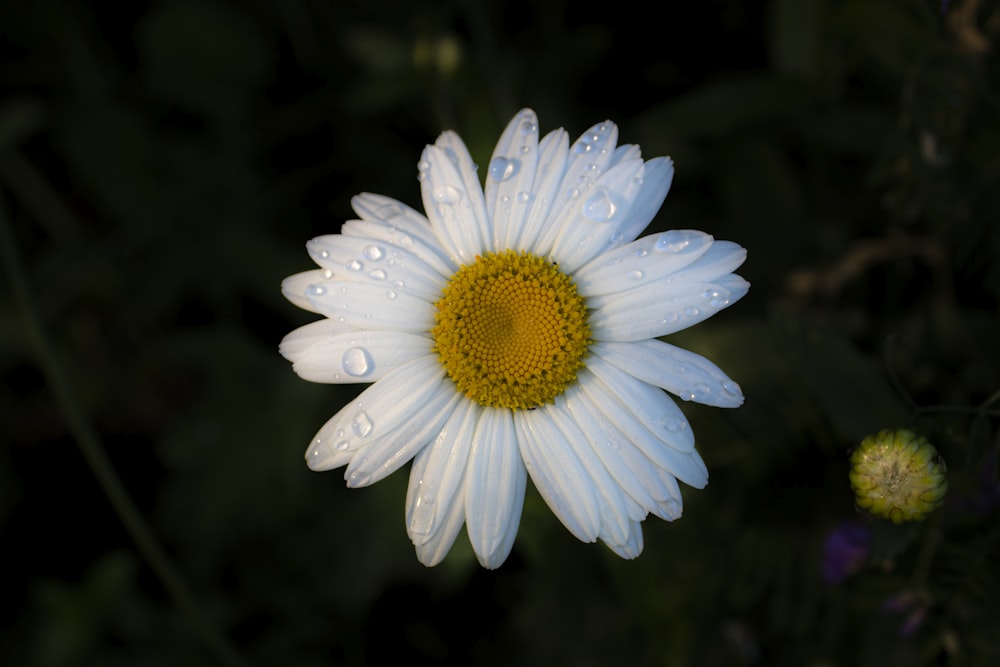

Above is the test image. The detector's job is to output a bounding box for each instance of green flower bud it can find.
[850,429,947,523]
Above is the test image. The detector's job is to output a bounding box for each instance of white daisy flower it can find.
[280,109,749,568]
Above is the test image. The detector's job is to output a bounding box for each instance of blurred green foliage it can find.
[2,0,999,665]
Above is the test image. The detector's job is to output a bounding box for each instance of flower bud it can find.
[849,429,947,523]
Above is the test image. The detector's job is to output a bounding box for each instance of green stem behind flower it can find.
[0,195,247,667]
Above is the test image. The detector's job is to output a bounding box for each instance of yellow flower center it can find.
[431,250,591,410]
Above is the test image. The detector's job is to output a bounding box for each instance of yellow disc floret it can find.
[432,250,591,410]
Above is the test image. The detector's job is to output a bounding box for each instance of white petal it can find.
[550,158,647,272]
[609,143,642,167]
[345,385,459,488]
[601,519,644,559]
[595,339,744,407]
[581,360,708,489]
[307,233,445,301]
[305,280,435,332]
[514,408,601,542]
[573,229,713,298]
[515,128,569,253]
[544,396,636,547]
[420,138,490,264]
[465,408,527,568]
[280,329,432,384]
[350,193,458,275]
[563,383,681,521]
[484,108,541,250]
[406,400,479,549]
[304,355,443,471]
[588,276,749,342]
[666,240,748,284]
[609,157,675,247]
[588,356,694,452]
[532,120,620,258]
[281,269,327,313]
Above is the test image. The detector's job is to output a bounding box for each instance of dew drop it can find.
[378,203,403,219]
[409,494,436,536]
[488,157,518,182]
[722,381,742,396]
[567,187,580,200]
[306,284,326,297]
[417,160,430,172]
[391,279,405,288]
[516,191,531,203]
[660,416,683,432]
[396,234,414,248]
[335,440,350,452]
[386,290,398,299]
[363,245,384,261]
[655,230,692,253]
[684,306,700,317]
[608,231,624,244]
[635,248,648,258]
[574,141,593,154]
[321,269,333,280]
[432,185,463,204]
[695,383,711,395]
[627,270,643,280]
[346,260,363,272]
[352,410,373,437]
[519,145,531,154]
[368,269,386,280]
[520,119,537,134]
[342,347,374,377]
[348,470,372,488]
[582,189,617,222]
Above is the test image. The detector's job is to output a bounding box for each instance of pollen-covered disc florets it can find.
[849,429,948,524]
[431,250,591,410]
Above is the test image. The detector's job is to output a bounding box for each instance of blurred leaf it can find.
[768,0,827,80]
[778,316,909,442]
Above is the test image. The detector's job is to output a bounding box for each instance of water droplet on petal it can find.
[488,157,519,182]
[363,245,384,261]
[306,284,326,297]
[627,270,643,280]
[516,191,531,203]
[574,141,593,154]
[342,347,374,377]
[369,269,386,280]
[655,230,692,253]
[378,204,403,219]
[409,493,436,536]
[660,416,683,432]
[722,381,742,396]
[386,290,398,299]
[432,185,463,204]
[684,306,700,317]
[582,189,617,222]
[396,234,414,248]
[346,260,363,272]
[352,410,373,437]
[335,440,350,452]
[695,383,711,395]
[520,120,537,134]
[417,160,430,171]
[348,470,372,487]
[567,187,580,200]
[635,248,648,258]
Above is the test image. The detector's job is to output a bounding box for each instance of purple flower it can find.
[820,521,871,584]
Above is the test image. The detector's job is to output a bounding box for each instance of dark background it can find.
[2,0,999,665]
